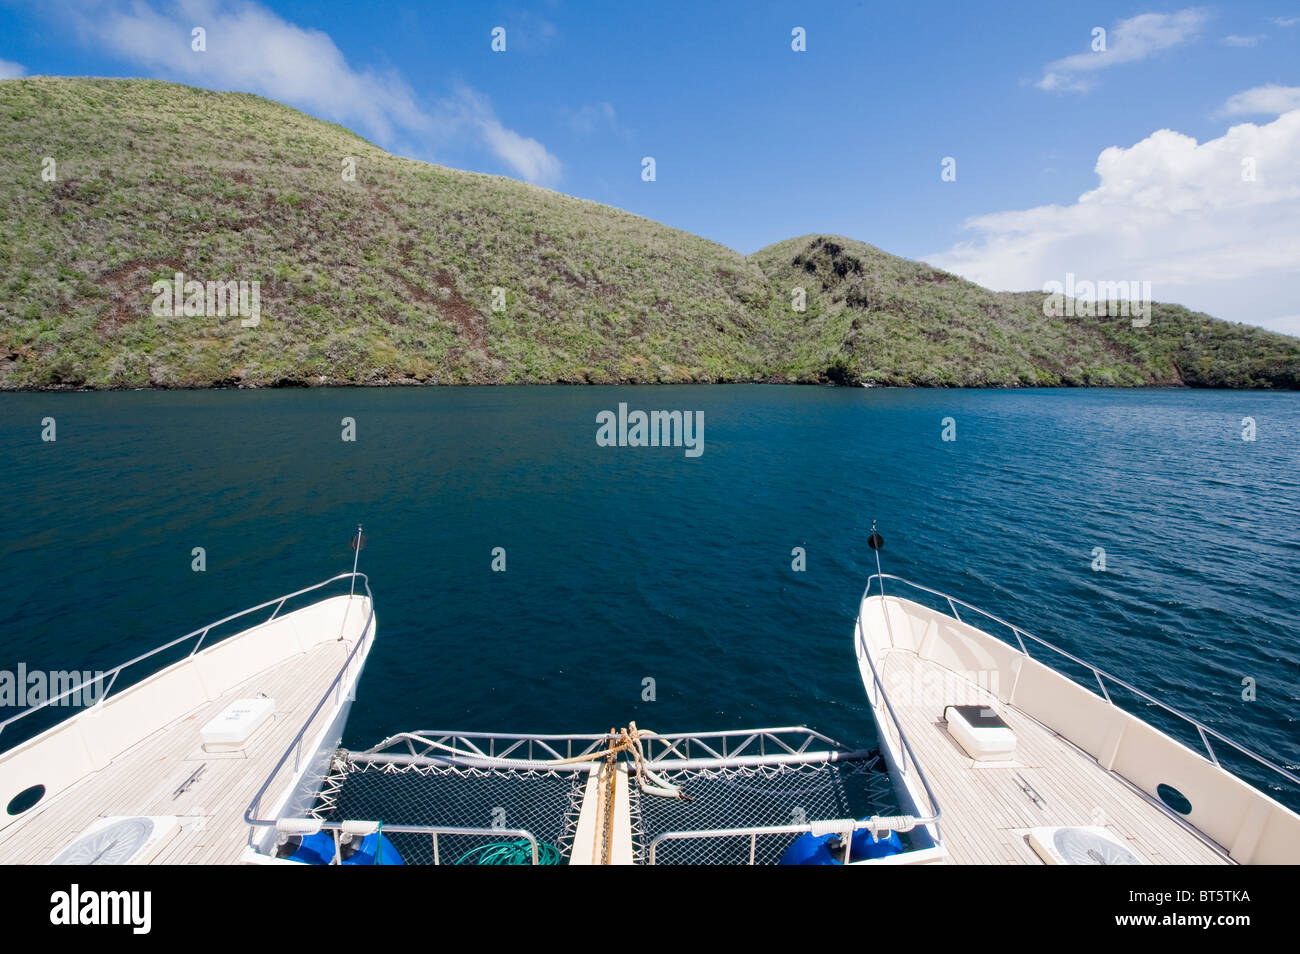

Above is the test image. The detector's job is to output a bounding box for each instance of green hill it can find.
[2,77,1297,389]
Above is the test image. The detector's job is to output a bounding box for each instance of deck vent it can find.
[1027,826,1144,865]
[50,815,181,865]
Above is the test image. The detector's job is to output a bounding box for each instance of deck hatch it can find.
[946,705,1008,729]
[944,704,1017,761]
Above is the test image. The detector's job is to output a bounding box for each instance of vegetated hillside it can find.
[752,237,1300,388]
[1,77,1296,389]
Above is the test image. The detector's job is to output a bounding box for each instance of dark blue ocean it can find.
[2,386,1298,808]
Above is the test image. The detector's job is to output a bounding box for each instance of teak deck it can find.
[0,639,351,865]
[880,650,1229,865]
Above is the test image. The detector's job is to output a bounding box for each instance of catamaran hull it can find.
[0,576,376,865]
[855,584,1300,865]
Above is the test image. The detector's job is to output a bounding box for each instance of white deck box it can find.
[200,697,275,750]
[945,704,1016,761]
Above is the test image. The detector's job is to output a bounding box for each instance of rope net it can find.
[310,748,900,865]
[631,756,900,865]
[312,756,587,864]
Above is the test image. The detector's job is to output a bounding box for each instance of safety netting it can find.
[311,756,586,865]
[629,756,900,865]
[309,747,900,865]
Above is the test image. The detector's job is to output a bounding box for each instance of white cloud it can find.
[1217,84,1300,116]
[1220,34,1265,47]
[1037,8,1211,93]
[927,110,1300,336]
[0,58,26,79]
[1269,16,1300,27]
[52,0,561,184]
[454,86,562,186]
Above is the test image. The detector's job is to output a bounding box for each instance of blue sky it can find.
[2,1,1298,331]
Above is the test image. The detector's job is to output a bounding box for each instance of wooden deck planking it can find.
[0,638,352,865]
[881,650,1228,865]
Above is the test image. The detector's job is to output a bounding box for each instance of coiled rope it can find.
[456,840,562,865]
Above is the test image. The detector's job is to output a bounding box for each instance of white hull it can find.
[855,580,1300,864]
[0,575,375,864]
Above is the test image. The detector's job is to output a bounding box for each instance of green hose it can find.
[455,839,562,865]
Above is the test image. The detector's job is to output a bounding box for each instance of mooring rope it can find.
[547,723,687,798]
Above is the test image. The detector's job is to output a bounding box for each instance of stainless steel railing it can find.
[647,814,922,866]
[865,572,1300,790]
[853,585,944,842]
[273,727,896,865]
[268,818,545,865]
[340,728,921,866]
[0,572,372,747]
[244,577,376,829]
[356,726,865,771]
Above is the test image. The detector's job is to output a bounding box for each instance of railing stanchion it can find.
[1198,726,1220,767]
[1095,671,1112,704]
[99,670,120,702]
[349,525,362,597]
